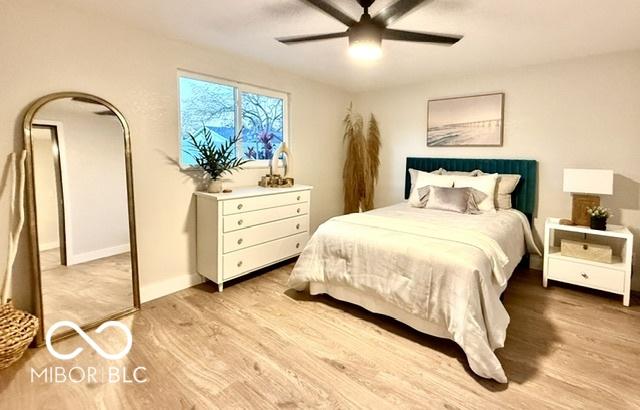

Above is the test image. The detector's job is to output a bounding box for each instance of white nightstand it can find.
[543,218,634,306]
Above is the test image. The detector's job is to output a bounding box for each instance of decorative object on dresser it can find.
[185,125,251,193]
[543,217,633,306]
[563,168,613,226]
[258,142,294,188]
[196,185,312,292]
[343,105,382,213]
[427,93,504,147]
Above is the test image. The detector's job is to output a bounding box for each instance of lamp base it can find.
[571,194,600,226]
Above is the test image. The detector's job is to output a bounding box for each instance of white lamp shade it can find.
[563,169,614,195]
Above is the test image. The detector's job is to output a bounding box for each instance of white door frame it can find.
[32,120,73,266]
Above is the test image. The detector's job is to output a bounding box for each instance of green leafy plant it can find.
[185,126,251,180]
[587,205,612,219]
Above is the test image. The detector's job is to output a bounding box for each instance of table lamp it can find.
[563,168,613,226]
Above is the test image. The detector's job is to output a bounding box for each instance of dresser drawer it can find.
[223,232,308,280]
[223,215,308,253]
[223,202,309,233]
[223,190,310,215]
[547,257,624,293]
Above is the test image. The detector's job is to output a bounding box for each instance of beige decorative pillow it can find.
[477,171,521,209]
[418,186,484,214]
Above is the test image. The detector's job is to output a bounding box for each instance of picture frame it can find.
[427,92,504,147]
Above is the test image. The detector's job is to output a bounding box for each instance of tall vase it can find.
[208,179,223,193]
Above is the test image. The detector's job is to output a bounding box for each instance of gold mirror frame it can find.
[23,92,140,346]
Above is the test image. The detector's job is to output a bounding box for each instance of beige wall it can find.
[353,50,640,290]
[0,0,349,310]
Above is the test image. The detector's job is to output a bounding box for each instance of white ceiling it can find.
[59,0,640,92]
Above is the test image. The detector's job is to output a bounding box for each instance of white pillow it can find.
[408,171,455,207]
[452,174,499,212]
[408,168,445,197]
[477,171,521,209]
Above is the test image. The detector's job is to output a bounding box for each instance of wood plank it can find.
[1,263,639,408]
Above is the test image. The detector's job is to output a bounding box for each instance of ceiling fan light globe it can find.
[348,40,382,60]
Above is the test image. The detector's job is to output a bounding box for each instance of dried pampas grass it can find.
[363,114,381,211]
[343,105,381,214]
[343,105,366,214]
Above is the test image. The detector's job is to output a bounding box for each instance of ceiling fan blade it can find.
[277,32,348,44]
[301,0,356,27]
[372,0,431,27]
[383,29,462,45]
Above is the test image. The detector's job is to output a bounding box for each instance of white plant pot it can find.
[208,179,223,193]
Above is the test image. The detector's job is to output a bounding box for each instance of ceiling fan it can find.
[276,0,463,60]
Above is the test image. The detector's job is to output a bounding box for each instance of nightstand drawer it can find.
[548,257,624,293]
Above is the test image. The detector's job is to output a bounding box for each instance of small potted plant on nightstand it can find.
[185,126,251,193]
[586,206,611,231]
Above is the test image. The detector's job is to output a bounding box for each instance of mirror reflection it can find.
[30,96,137,337]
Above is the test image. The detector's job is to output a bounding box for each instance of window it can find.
[178,73,288,167]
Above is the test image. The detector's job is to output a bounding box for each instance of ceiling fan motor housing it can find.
[348,13,383,46]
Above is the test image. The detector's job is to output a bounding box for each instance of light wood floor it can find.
[2,262,639,409]
[40,249,134,334]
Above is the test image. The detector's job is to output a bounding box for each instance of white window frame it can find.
[177,69,290,169]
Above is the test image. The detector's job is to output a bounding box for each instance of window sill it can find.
[179,159,283,172]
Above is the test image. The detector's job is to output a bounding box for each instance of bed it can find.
[288,158,539,383]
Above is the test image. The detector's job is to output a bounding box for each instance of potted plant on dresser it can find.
[185,126,251,193]
[586,205,611,230]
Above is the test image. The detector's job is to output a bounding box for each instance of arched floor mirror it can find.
[23,92,140,345]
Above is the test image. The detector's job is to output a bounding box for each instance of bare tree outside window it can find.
[179,75,286,165]
[242,92,284,160]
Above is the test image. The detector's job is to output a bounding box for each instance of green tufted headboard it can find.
[405,157,538,220]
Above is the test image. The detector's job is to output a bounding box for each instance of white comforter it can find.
[288,203,540,383]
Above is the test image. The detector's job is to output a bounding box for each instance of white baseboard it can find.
[140,273,204,303]
[39,241,59,252]
[68,244,130,265]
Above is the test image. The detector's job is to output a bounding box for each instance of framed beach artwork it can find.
[427,93,504,147]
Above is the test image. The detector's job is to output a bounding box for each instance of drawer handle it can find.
[237,219,244,226]
[296,208,301,214]
[296,223,300,230]
[296,243,300,249]
[237,203,243,210]
[297,195,301,201]
[237,261,243,268]
[237,238,243,245]
[581,272,589,279]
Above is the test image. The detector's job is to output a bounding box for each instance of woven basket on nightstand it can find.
[0,303,38,370]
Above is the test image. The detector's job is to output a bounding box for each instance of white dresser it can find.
[195,185,313,291]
